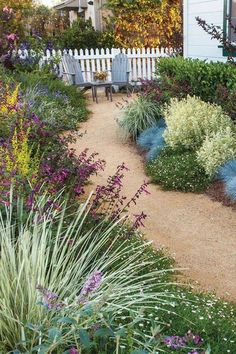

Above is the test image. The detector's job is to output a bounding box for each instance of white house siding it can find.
[183,0,227,61]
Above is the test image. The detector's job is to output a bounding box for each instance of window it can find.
[229,0,236,42]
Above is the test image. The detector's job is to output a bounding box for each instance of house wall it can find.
[183,0,226,61]
[85,0,109,31]
[69,10,78,26]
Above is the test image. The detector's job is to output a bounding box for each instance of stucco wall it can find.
[183,0,227,61]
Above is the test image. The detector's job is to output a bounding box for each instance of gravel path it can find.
[72,92,236,301]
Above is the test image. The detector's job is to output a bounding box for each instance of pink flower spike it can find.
[3,6,13,14]
[7,33,18,41]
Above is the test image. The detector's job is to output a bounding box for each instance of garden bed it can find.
[0,67,236,353]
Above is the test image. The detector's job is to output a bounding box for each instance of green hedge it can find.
[156,57,236,120]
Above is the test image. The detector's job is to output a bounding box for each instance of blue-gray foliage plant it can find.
[137,120,166,161]
[217,159,236,201]
[225,177,236,201]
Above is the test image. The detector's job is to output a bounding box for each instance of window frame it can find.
[222,0,236,56]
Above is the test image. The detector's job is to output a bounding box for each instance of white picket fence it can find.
[18,47,176,81]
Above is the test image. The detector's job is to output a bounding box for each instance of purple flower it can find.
[78,271,103,303]
[193,335,203,345]
[36,285,65,310]
[133,211,148,229]
[74,184,84,196]
[164,335,187,349]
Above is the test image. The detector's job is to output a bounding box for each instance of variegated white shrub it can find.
[197,127,236,176]
[163,96,233,148]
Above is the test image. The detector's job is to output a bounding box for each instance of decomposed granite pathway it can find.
[71,92,236,301]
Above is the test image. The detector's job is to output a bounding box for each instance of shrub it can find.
[225,177,236,201]
[146,148,211,192]
[57,17,104,50]
[163,96,233,149]
[218,159,236,183]
[197,128,236,176]
[0,193,174,352]
[157,57,236,121]
[118,96,162,140]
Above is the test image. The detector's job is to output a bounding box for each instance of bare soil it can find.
[206,180,236,210]
[71,92,236,301]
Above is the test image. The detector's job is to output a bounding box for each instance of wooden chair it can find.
[111,53,131,95]
[61,54,92,88]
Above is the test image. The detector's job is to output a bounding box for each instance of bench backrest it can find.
[62,54,84,85]
[112,53,130,83]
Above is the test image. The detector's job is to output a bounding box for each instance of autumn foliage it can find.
[106,0,182,48]
[0,0,33,37]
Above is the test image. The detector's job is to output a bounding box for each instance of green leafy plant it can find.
[163,96,233,149]
[118,96,162,140]
[146,147,211,192]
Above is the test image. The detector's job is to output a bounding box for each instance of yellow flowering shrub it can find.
[0,84,20,115]
[5,118,39,180]
[107,0,182,48]
[163,96,233,148]
[197,128,236,176]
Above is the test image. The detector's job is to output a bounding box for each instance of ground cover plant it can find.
[146,147,211,192]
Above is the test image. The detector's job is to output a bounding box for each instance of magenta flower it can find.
[69,347,79,354]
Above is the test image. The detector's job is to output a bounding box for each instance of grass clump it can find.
[146,147,211,192]
[118,96,161,140]
[0,193,175,353]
